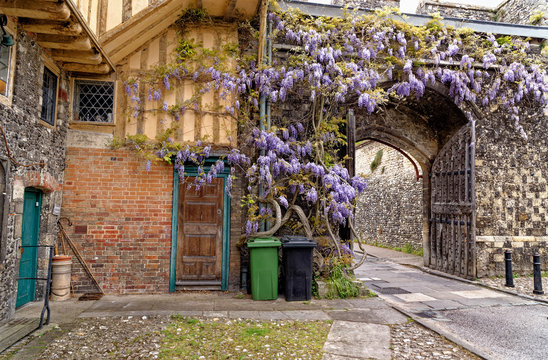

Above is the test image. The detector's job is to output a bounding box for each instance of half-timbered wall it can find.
[116,24,238,145]
[78,0,260,37]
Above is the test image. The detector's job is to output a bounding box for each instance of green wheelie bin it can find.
[247,237,281,300]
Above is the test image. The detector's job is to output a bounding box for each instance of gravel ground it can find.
[2,315,484,360]
[391,321,480,360]
[479,276,547,301]
[34,315,168,360]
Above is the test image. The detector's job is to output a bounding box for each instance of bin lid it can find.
[281,235,317,248]
[247,237,281,248]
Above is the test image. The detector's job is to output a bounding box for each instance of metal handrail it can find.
[17,245,53,329]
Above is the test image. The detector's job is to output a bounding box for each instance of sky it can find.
[310,0,505,13]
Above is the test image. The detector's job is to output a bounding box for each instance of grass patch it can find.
[160,317,331,359]
[365,241,424,257]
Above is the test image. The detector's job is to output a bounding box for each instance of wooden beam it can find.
[50,49,102,65]
[224,0,238,20]
[36,35,92,50]
[0,1,71,21]
[62,63,110,74]
[21,20,82,36]
[257,0,268,67]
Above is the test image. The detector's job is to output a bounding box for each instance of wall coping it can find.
[476,236,548,242]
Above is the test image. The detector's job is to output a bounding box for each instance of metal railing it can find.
[17,245,53,329]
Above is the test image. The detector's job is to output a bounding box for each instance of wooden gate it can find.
[430,123,476,279]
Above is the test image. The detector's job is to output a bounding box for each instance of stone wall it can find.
[354,141,423,251]
[332,0,400,9]
[495,0,547,25]
[0,30,69,321]
[474,104,548,277]
[416,1,494,21]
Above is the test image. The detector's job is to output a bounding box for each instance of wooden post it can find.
[346,109,356,178]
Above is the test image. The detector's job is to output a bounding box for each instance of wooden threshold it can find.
[0,317,40,353]
[175,280,222,291]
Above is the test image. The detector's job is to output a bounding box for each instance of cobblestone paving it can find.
[478,276,547,301]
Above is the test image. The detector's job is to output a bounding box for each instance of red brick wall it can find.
[62,148,173,294]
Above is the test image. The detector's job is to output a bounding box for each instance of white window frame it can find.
[0,18,16,107]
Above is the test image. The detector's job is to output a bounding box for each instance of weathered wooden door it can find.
[176,177,224,288]
[16,189,42,307]
[430,123,476,279]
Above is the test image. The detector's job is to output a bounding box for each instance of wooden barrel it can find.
[51,255,72,301]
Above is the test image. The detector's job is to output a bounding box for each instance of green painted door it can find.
[16,189,42,308]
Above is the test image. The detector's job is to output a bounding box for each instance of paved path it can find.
[8,246,546,359]
[10,293,404,360]
[356,249,548,360]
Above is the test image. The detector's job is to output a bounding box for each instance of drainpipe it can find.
[264,11,273,231]
[266,19,272,131]
[258,0,268,232]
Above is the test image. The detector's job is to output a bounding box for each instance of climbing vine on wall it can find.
[115,3,548,272]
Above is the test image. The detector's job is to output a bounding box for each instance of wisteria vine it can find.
[120,5,548,267]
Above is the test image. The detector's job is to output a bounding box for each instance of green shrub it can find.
[324,261,361,299]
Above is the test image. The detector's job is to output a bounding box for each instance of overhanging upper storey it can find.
[99,0,261,65]
[279,1,548,40]
[0,0,115,75]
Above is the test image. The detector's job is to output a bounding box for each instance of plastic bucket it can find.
[51,255,72,301]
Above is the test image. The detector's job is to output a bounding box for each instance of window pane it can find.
[40,67,57,125]
[73,80,114,123]
[0,46,11,96]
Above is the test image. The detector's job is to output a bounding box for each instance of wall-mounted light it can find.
[0,14,14,47]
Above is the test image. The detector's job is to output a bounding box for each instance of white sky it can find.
[310,0,505,13]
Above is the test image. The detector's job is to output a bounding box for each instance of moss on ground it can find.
[160,316,332,359]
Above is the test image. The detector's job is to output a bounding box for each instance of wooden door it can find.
[176,177,224,286]
[430,123,476,279]
[16,189,42,307]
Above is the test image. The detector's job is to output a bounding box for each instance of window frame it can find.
[70,77,116,126]
[40,64,59,127]
[0,18,16,107]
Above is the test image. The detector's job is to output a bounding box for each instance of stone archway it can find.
[352,85,472,275]
[354,139,425,257]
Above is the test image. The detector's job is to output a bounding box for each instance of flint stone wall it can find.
[355,141,423,251]
[496,0,547,26]
[474,104,548,277]
[416,1,494,21]
[332,0,400,9]
[0,30,69,321]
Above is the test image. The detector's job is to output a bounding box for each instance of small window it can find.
[41,67,58,125]
[73,80,114,123]
[0,45,12,97]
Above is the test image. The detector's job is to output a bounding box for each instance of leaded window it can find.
[73,80,114,123]
[41,67,57,125]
